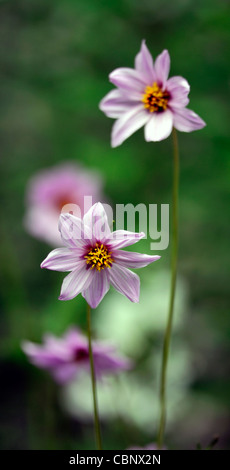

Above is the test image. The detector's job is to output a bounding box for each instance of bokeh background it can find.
[0,0,229,450]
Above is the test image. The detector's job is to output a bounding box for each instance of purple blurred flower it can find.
[99,40,206,147]
[41,202,160,308]
[24,163,103,246]
[22,328,131,384]
[127,444,166,450]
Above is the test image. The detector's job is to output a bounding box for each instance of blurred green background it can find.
[0,0,229,450]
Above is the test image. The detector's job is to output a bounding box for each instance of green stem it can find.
[87,303,103,450]
[157,128,179,448]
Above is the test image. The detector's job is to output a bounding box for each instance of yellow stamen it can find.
[84,243,114,272]
[142,82,169,113]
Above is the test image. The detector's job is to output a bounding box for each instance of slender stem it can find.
[157,128,179,448]
[87,303,103,450]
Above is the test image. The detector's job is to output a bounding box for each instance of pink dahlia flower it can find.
[24,163,103,246]
[22,328,131,384]
[99,40,206,146]
[41,202,160,308]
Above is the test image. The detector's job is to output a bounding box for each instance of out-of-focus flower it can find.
[127,443,166,450]
[99,40,206,146]
[22,328,131,384]
[24,163,104,246]
[41,202,160,308]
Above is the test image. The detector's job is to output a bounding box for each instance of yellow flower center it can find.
[84,243,114,271]
[142,82,170,113]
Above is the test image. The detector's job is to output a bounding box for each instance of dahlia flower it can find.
[22,328,131,384]
[41,202,160,308]
[24,163,103,246]
[99,40,206,146]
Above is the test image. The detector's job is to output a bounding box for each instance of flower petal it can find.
[21,341,67,368]
[154,50,170,88]
[113,250,161,268]
[42,334,72,358]
[82,269,110,309]
[135,40,156,83]
[173,107,206,132]
[41,247,82,271]
[109,67,147,93]
[167,76,190,93]
[62,328,87,349]
[167,76,190,108]
[59,262,93,301]
[109,264,140,303]
[24,206,62,247]
[99,89,139,118]
[93,348,132,376]
[144,109,173,142]
[83,202,111,241]
[105,230,145,250]
[111,105,150,148]
[52,364,78,384]
[59,213,92,248]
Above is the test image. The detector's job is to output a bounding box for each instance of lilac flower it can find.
[41,202,160,308]
[22,328,131,384]
[99,40,206,147]
[24,163,103,246]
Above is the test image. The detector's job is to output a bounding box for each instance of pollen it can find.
[84,243,114,271]
[142,82,170,113]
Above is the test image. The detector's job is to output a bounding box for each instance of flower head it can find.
[99,40,206,147]
[24,163,103,246]
[22,328,131,384]
[41,202,160,308]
